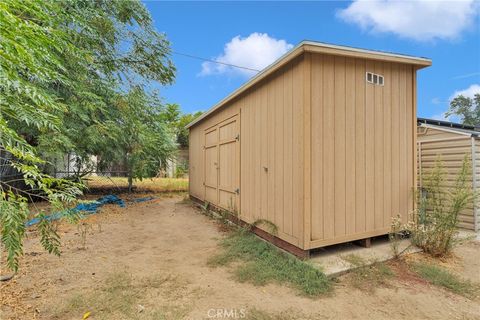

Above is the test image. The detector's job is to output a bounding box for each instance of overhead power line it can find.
[171,51,261,73]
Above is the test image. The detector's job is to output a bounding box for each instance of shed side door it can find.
[204,127,218,204]
[218,116,239,212]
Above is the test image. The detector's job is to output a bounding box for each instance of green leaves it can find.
[446,93,480,126]
[37,213,61,256]
[0,0,176,270]
[413,156,473,256]
[103,87,176,191]
[0,192,28,271]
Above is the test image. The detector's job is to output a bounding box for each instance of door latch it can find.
[235,188,240,194]
[235,134,240,141]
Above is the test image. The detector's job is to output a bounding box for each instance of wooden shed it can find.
[187,41,431,256]
[417,118,479,231]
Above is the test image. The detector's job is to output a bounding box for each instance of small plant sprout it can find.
[77,222,93,250]
[388,215,411,259]
[251,219,278,236]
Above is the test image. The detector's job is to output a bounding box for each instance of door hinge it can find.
[235,134,240,141]
[235,188,240,194]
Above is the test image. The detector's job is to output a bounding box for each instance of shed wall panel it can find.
[188,56,305,246]
[311,54,324,240]
[310,56,415,245]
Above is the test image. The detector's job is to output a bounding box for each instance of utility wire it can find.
[172,51,261,73]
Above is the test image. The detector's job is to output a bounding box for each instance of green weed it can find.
[412,262,479,299]
[208,229,332,297]
[412,156,473,256]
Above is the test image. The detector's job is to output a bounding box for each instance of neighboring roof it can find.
[187,41,432,129]
[417,117,480,137]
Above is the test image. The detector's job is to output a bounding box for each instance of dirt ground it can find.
[1,194,479,320]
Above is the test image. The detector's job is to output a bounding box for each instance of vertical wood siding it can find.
[189,51,420,250]
[240,57,305,245]
[189,56,305,246]
[310,55,416,246]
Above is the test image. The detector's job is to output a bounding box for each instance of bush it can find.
[409,156,473,256]
[175,161,188,178]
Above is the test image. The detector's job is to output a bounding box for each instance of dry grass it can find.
[341,254,395,293]
[244,308,314,320]
[54,271,198,320]
[340,252,479,299]
[85,177,188,192]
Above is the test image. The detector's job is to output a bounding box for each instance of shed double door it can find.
[204,115,240,212]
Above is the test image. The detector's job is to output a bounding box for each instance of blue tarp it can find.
[25,195,154,227]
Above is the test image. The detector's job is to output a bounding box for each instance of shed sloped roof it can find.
[187,41,432,129]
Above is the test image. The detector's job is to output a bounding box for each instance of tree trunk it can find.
[128,174,133,193]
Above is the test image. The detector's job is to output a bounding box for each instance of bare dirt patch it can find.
[1,194,480,320]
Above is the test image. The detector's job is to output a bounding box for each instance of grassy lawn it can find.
[85,176,188,192]
[208,229,332,297]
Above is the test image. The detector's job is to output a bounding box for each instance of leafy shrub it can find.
[409,156,473,256]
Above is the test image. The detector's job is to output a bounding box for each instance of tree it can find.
[37,0,176,175]
[160,104,202,148]
[104,88,176,192]
[446,93,480,126]
[176,112,203,148]
[0,0,176,270]
[0,0,86,271]
[163,103,182,125]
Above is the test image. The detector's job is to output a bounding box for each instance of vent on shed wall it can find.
[366,72,384,86]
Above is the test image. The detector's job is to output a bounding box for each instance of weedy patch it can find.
[411,262,479,299]
[341,254,366,267]
[53,272,196,320]
[207,229,332,297]
[341,254,395,293]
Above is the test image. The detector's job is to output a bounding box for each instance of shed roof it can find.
[187,41,432,129]
[418,117,480,137]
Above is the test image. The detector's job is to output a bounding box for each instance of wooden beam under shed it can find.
[353,238,371,248]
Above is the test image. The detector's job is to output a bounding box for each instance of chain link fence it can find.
[52,170,189,193]
[1,149,189,194]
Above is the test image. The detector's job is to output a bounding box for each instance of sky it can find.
[144,1,480,120]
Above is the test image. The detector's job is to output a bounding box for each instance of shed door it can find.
[204,127,218,204]
[204,115,240,212]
